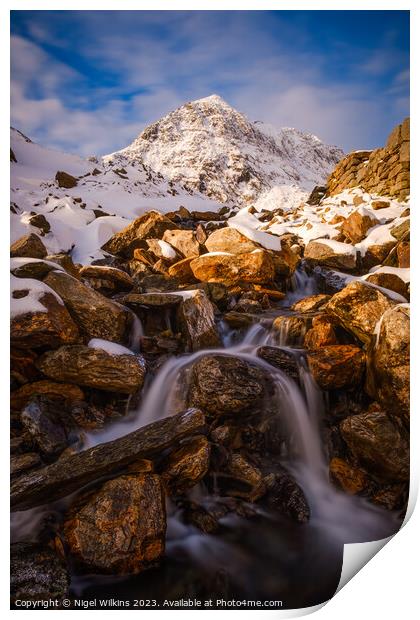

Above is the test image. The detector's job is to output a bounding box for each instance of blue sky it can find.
[11,10,409,156]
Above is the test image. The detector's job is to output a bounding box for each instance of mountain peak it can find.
[192,94,231,107]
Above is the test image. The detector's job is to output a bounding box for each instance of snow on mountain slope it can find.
[106,94,343,206]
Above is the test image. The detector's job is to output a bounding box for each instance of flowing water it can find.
[12,266,401,607]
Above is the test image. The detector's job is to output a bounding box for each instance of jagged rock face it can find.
[107,95,343,206]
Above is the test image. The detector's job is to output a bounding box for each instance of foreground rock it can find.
[11,543,70,601]
[64,473,166,574]
[44,270,131,342]
[329,457,368,495]
[291,294,331,313]
[10,233,47,259]
[190,250,275,285]
[340,410,409,481]
[176,290,221,351]
[205,227,260,254]
[37,344,145,394]
[11,408,205,510]
[101,211,178,257]
[304,240,356,270]
[162,229,201,258]
[341,209,379,243]
[257,346,299,381]
[325,280,397,345]
[161,436,210,495]
[188,355,268,416]
[367,305,409,425]
[307,345,365,390]
[265,470,310,523]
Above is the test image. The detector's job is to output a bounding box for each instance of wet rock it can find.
[44,270,131,342]
[11,380,84,412]
[64,473,166,574]
[341,209,379,243]
[180,499,230,534]
[188,355,268,416]
[271,315,312,345]
[37,345,146,394]
[365,272,408,298]
[21,397,69,457]
[190,250,275,285]
[11,408,206,510]
[205,227,259,254]
[11,290,80,349]
[167,257,197,283]
[161,436,210,495]
[213,453,266,501]
[10,233,47,259]
[264,470,310,523]
[257,346,299,381]
[101,211,178,257]
[176,290,221,351]
[55,170,78,188]
[307,345,365,390]
[222,311,259,329]
[340,410,409,481]
[325,280,397,345]
[303,315,338,350]
[367,305,409,424]
[79,265,134,291]
[163,229,201,257]
[122,292,182,308]
[291,294,331,313]
[304,240,356,270]
[329,457,368,494]
[11,543,70,601]
[271,245,300,278]
[11,453,42,477]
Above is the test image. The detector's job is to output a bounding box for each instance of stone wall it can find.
[326,117,410,201]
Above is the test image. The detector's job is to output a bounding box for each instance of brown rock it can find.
[329,457,368,494]
[37,345,146,394]
[145,238,181,264]
[340,410,409,481]
[176,290,221,351]
[167,257,197,283]
[44,270,131,342]
[132,248,155,267]
[304,240,356,270]
[371,200,390,210]
[163,229,201,258]
[161,436,210,494]
[205,227,259,254]
[307,345,365,390]
[304,315,338,349]
[216,453,265,501]
[291,294,331,313]
[10,234,47,259]
[64,473,166,574]
[256,346,300,380]
[121,292,182,308]
[362,241,397,269]
[11,543,70,601]
[101,211,178,257]
[79,265,134,290]
[11,259,57,280]
[271,245,299,278]
[11,380,84,412]
[45,254,80,279]
[55,170,78,188]
[365,272,407,298]
[190,250,275,285]
[397,241,409,268]
[271,315,312,345]
[11,453,42,477]
[341,209,379,243]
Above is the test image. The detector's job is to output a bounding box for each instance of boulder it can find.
[176,290,221,351]
[188,355,268,416]
[340,410,409,481]
[205,227,259,254]
[44,270,131,342]
[163,229,201,258]
[55,170,78,188]
[397,241,410,268]
[371,200,390,210]
[365,272,408,298]
[10,233,47,259]
[121,292,182,308]
[307,185,327,206]
[341,209,379,243]
[264,470,310,523]
[367,305,409,424]
[79,265,134,291]
[167,257,197,283]
[256,346,300,381]
[101,211,178,257]
[329,457,368,494]
[21,397,69,457]
[64,473,166,574]
[303,315,339,350]
[271,245,300,278]
[37,345,146,394]
[325,280,397,345]
[11,380,84,412]
[190,250,275,285]
[11,543,70,601]
[214,453,266,502]
[46,253,80,279]
[304,240,357,270]
[146,239,181,264]
[307,345,365,390]
[28,213,51,235]
[271,315,312,345]
[11,258,57,280]
[291,294,331,313]
[161,436,210,495]
[11,453,42,477]
[362,241,397,270]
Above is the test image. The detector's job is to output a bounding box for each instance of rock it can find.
[64,473,165,574]
[340,410,409,481]
[271,245,300,278]
[11,258,56,280]
[341,209,379,243]
[11,543,69,601]
[11,453,42,476]
[45,253,80,279]
[325,280,397,345]
[304,240,356,270]
[271,315,312,345]
[132,248,155,267]
[11,289,80,349]
[163,229,201,258]
[222,311,259,329]
[122,292,182,308]
[190,250,275,285]
[291,294,331,313]
[146,238,181,264]
[11,380,84,412]
[362,241,397,270]
[214,453,266,501]
[367,305,409,424]
[365,272,408,298]
[329,457,368,494]
[21,397,69,457]
[397,241,410,268]
[307,345,365,390]
[167,257,197,283]
[176,290,221,351]
[101,211,178,257]
[79,265,134,290]
[37,345,146,394]
[307,185,327,205]
[10,348,40,385]
[303,315,339,349]
[204,227,259,254]
[256,346,299,380]
[390,219,410,241]
[264,470,310,523]
[371,200,390,210]
[44,270,131,342]
[10,233,47,259]
[55,170,78,188]
[161,436,210,495]
[188,355,268,416]
[11,408,206,511]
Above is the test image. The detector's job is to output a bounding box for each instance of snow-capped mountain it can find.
[105,94,343,206]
